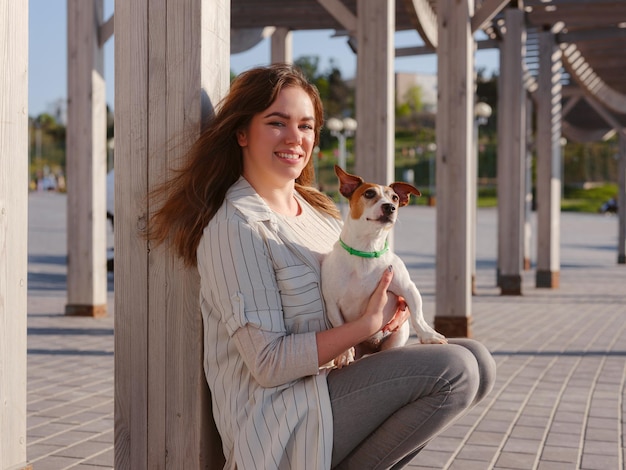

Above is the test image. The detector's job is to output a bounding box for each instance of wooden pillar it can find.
[0,2,30,469]
[434,0,474,337]
[524,96,534,271]
[114,0,228,468]
[618,133,626,264]
[496,6,526,295]
[66,0,108,317]
[535,29,562,288]
[355,0,394,185]
[271,27,293,64]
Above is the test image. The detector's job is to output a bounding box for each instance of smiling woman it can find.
[146,63,495,470]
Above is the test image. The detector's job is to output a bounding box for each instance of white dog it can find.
[322,165,446,367]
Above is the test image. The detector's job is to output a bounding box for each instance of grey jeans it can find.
[327,338,496,469]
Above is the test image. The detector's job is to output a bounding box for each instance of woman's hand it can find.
[315,266,397,366]
[357,266,398,336]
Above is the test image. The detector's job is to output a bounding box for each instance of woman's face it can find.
[237,86,316,190]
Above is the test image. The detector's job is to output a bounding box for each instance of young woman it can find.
[148,63,495,469]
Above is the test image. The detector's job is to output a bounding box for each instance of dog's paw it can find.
[420,331,448,344]
[333,348,356,368]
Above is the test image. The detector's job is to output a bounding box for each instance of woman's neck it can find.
[246,178,300,216]
[265,190,301,216]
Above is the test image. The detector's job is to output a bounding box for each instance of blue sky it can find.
[28,0,499,117]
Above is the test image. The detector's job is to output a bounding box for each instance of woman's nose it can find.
[285,125,302,144]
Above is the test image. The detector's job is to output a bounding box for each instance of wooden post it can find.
[618,133,626,264]
[271,27,293,64]
[66,0,108,317]
[114,0,229,468]
[434,0,474,337]
[0,2,30,469]
[355,0,394,185]
[496,6,526,295]
[524,96,534,271]
[535,29,562,288]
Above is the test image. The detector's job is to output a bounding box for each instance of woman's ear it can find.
[236,129,248,147]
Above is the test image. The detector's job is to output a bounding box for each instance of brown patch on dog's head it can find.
[390,182,421,207]
[349,182,386,220]
[334,165,421,208]
[334,165,364,199]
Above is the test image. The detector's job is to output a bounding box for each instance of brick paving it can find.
[26,192,625,469]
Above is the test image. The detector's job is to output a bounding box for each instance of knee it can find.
[448,339,496,406]
[440,345,482,409]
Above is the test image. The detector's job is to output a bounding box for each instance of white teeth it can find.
[276,152,299,160]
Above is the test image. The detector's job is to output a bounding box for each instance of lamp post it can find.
[427,142,437,206]
[326,117,357,171]
[326,117,357,216]
[471,101,492,295]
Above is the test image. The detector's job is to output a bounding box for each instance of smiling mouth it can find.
[275,152,301,160]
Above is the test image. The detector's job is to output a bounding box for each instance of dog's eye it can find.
[392,194,399,202]
[364,189,377,199]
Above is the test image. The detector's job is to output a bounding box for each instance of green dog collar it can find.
[339,238,389,258]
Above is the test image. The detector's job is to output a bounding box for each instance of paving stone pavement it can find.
[26,192,625,469]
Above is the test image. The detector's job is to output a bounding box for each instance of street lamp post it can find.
[326,117,357,171]
[326,117,357,215]
[427,142,437,206]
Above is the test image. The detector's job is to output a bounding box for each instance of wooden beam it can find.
[561,121,615,143]
[355,0,395,185]
[317,0,357,35]
[66,0,108,317]
[114,0,229,467]
[395,38,497,57]
[618,134,626,264]
[271,27,293,63]
[99,13,114,47]
[434,0,474,337]
[582,94,626,133]
[561,42,626,115]
[471,0,509,33]
[496,6,527,296]
[403,0,438,49]
[535,30,562,289]
[561,94,580,117]
[0,1,30,468]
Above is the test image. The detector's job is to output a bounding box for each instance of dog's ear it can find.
[390,182,421,207]
[335,165,364,199]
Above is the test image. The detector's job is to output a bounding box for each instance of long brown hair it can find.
[148,63,340,266]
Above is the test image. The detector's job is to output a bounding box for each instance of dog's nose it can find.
[382,203,396,215]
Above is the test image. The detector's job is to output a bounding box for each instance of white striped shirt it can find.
[197,177,342,469]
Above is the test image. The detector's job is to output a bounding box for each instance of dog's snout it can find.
[382,203,396,215]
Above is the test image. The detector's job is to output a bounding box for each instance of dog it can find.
[321,165,447,367]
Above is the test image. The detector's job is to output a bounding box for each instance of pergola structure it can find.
[1,1,625,468]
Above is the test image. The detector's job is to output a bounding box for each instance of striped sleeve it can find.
[199,217,285,336]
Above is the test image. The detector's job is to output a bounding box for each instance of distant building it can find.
[395,72,437,112]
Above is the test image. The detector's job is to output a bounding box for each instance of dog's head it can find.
[334,165,421,228]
